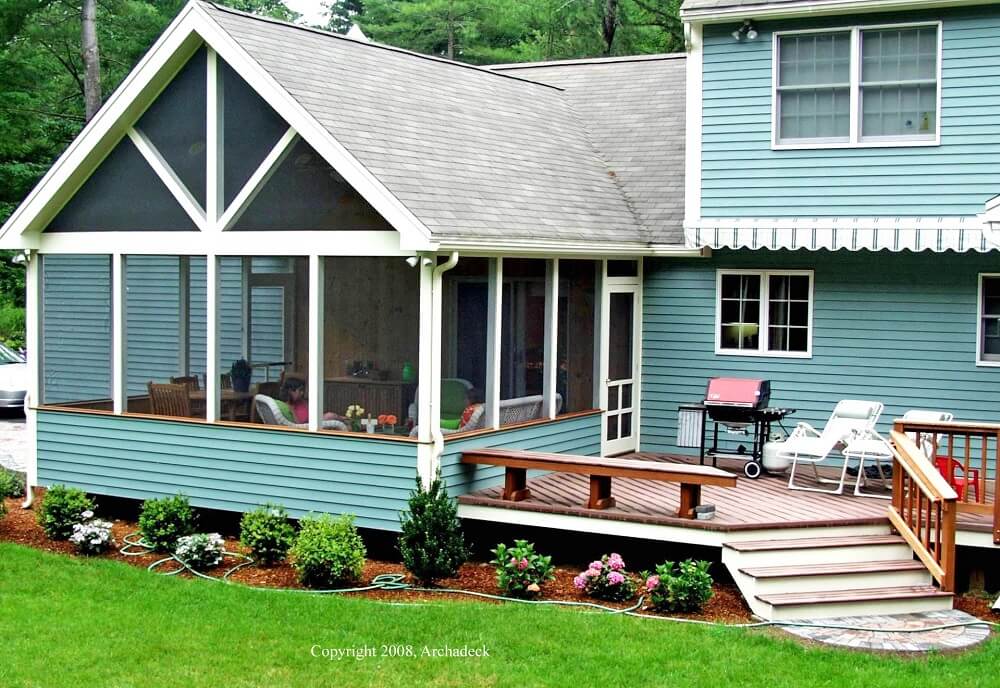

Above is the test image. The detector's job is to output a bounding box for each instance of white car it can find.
[0,344,26,412]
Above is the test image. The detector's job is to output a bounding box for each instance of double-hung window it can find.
[774,23,940,147]
[716,270,813,357]
[978,275,1000,365]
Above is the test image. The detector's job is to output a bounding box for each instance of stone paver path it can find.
[780,609,990,652]
[0,415,27,473]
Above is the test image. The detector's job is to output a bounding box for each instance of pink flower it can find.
[608,571,625,585]
[517,558,529,571]
[509,556,518,567]
[645,575,660,592]
[573,575,587,590]
[608,553,625,571]
[584,567,600,578]
[589,560,603,571]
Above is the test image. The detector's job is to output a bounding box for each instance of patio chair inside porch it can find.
[253,394,348,431]
[784,399,883,495]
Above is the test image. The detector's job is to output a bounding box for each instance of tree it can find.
[324,0,364,33]
[226,0,301,21]
[81,0,100,120]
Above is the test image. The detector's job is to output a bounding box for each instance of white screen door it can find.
[602,284,640,455]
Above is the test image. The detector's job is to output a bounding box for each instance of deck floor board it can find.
[458,453,995,534]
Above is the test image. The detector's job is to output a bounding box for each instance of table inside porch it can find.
[188,390,255,421]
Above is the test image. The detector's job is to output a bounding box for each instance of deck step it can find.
[724,534,905,552]
[739,560,927,579]
[757,585,952,607]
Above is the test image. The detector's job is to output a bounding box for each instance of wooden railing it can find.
[893,419,1000,544]
[887,429,957,592]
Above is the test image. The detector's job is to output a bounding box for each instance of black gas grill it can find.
[699,377,794,478]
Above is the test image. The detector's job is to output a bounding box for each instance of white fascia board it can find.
[681,0,995,23]
[32,230,409,255]
[0,3,205,241]
[190,4,437,252]
[435,237,703,257]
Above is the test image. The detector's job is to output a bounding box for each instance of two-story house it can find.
[2,0,999,619]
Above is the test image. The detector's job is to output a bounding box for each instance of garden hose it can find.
[118,532,996,635]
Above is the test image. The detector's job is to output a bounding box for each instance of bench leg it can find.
[677,483,701,519]
[503,468,531,502]
[587,475,616,510]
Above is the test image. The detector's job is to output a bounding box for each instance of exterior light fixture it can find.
[732,19,758,41]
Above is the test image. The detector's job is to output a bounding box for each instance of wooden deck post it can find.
[940,498,957,592]
[677,483,701,519]
[587,475,615,510]
[503,467,531,502]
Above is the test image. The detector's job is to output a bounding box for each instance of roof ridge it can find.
[198,2,564,91]
[489,53,686,71]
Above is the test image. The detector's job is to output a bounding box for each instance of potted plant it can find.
[230,359,252,393]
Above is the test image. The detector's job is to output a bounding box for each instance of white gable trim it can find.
[127,127,208,231]
[0,2,438,251]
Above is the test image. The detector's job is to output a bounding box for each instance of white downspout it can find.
[430,252,459,471]
[22,249,38,509]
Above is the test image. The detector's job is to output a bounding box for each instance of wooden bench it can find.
[461,449,738,519]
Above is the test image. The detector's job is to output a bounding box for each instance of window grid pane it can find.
[982,278,1000,360]
[766,275,810,353]
[860,26,938,139]
[720,274,762,351]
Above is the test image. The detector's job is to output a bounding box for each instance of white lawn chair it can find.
[784,400,884,494]
[848,409,954,499]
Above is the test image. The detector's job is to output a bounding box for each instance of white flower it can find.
[81,510,94,519]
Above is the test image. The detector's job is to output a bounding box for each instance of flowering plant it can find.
[377,414,398,427]
[175,532,226,571]
[641,559,713,613]
[345,404,366,431]
[490,540,555,598]
[573,553,636,602]
[68,510,114,555]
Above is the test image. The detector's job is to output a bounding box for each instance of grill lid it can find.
[704,377,771,408]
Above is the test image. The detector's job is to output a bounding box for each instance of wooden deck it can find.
[457,453,994,542]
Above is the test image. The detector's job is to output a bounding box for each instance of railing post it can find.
[940,498,957,592]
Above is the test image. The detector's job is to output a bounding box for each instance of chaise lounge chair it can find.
[783,399,884,495]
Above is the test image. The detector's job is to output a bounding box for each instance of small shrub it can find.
[642,559,714,613]
[139,494,197,552]
[240,503,296,566]
[69,511,114,555]
[490,540,555,598]
[175,533,226,571]
[289,513,366,588]
[0,304,25,350]
[37,485,95,540]
[398,475,469,584]
[0,467,25,498]
[572,553,637,602]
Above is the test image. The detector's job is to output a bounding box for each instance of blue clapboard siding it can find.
[126,256,181,396]
[700,6,1000,217]
[440,413,603,495]
[41,255,111,403]
[37,410,419,531]
[640,251,1000,474]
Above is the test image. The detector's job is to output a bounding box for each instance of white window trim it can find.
[771,21,943,150]
[976,273,1000,367]
[714,269,815,358]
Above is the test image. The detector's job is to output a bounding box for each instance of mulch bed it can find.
[0,494,751,623]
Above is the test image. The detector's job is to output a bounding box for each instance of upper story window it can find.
[716,270,813,358]
[774,23,940,148]
[978,275,1000,365]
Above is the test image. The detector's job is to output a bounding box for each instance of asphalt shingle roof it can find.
[203,2,668,247]
[491,55,687,246]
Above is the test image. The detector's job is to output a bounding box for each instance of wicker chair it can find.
[410,394,561,437]
[148,382,193,418]
[253,395,348,431]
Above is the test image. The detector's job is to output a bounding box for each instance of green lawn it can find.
[0,543,996,688]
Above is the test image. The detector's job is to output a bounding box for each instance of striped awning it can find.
[685,217,1000,253]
